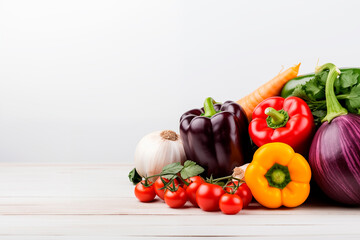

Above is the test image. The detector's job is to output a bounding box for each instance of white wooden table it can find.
[0,163,359,239]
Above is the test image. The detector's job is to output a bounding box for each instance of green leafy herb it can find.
[180,160,205,179]
[161,162,183,175]
[160,160,205,179]
[339,70,359,89]
[128,168,142,185]
[160,162,184,179]
[317,70,329,85]
[346,84,360,108]
[183,160,196,168]
[291,68,360,126]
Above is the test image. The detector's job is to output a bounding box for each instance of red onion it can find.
[309,63,360,205]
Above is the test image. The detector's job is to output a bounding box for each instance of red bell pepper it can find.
[249,96,315,155]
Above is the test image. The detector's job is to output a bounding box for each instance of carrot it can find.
[237,63,301,122]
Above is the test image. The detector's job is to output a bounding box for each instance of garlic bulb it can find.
[134,130,186,181]
[232,164,249,181]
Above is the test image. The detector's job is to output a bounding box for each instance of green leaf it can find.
[339,70,359,89]
[128,168,142,185]
[312,109,327,118]
[180,162,205,179]
[311,109,327,126]
[292,85,313,101]
[304,78,325,100]
[183,160,196,168]
[161,162,183,176]
[291,82,328,127]
[345,84,360,110]
[317,70,329,85]
[334,78,341,95]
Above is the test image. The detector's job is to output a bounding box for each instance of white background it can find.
[0,0,359,163]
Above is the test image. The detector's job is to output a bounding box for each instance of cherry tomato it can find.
[219,193,243,215]
[196,183,225,211]
[134,180,155,202]
[181,180,189,190]
[225,181,253,208]
[185,176,205,207]
[164,186,187,208]
[185,176,204,185]
[154,177,179,200]
[179,176,203,191]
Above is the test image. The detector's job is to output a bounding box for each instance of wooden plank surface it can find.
[0,163,359,239]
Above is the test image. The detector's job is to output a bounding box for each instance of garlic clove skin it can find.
[134,130,186,182]
[232,163,249,181]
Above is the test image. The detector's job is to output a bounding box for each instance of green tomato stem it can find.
[177,175,190,186]
[144,172,179,180]
[212,175,233,182]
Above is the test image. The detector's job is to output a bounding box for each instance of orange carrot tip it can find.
[236,63,301,122]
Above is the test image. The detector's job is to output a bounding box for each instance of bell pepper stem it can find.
[202,97,219,118]
[265,107,285,124]
[265,163,291,189]
[271,170,286,184]
[265,107,289,129]
[316,63,348,123]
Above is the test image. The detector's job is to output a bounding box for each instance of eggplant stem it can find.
[317,63,348,123]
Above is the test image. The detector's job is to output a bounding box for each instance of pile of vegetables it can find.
[129,62,360,215]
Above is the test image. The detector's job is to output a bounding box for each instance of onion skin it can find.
[309,114,360,205]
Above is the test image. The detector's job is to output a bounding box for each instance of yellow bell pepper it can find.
[245,142,311,208]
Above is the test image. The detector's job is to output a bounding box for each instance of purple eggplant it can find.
[309,63,360,205]
[180,97,251,178]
